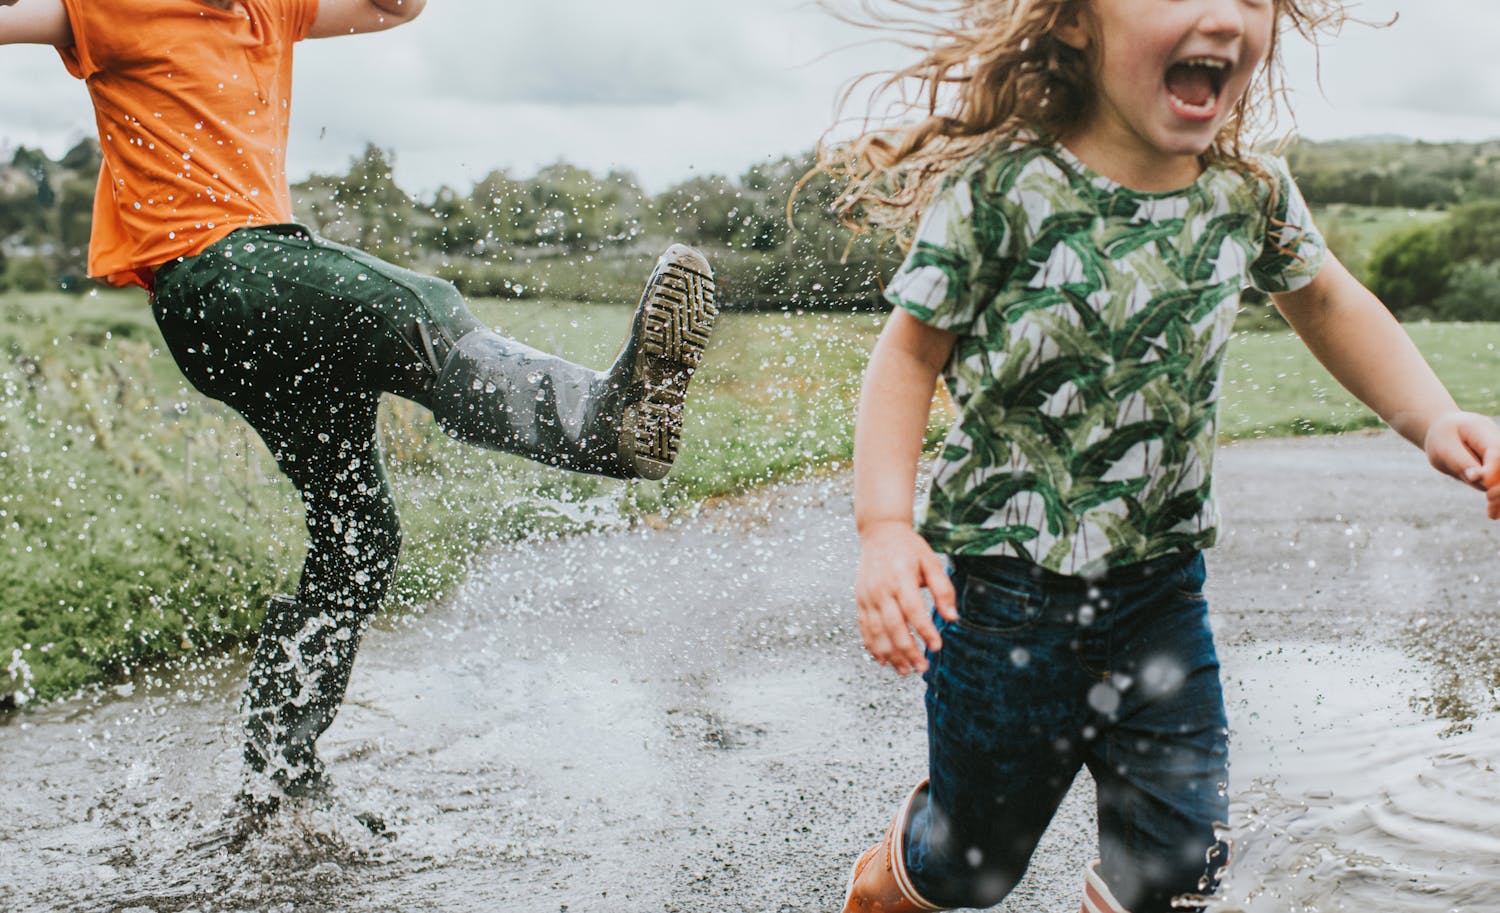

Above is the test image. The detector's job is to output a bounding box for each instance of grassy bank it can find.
[0,289,887,705]
[3,288,1498,705]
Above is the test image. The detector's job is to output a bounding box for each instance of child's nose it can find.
[1196,0,1248,37]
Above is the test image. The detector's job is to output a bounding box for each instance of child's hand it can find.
[1423,410,1500,519]
[855,521,958,676]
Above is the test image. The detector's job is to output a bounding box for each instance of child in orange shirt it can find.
[1,0,717,808]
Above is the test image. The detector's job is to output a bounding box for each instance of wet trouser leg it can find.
[234,393,399,790]
[149,224,668,788]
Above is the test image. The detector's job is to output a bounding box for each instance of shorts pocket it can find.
[1168,552,1208,603]
[956,570,1043,636]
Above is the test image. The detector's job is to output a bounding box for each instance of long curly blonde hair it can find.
[820,0,1355,244]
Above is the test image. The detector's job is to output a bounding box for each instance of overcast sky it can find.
[2,0,1498,194]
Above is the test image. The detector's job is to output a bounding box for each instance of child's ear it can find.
[1053,6,1090,51]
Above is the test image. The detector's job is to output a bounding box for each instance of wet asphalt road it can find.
[3,431,1499,913]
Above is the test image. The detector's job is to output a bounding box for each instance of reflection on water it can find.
[1214,642,1500,912]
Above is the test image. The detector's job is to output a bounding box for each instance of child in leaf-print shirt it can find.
[829,2,1500,913]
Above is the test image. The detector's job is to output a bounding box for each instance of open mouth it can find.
[1164,57,1230,119]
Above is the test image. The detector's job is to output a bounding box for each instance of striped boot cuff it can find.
[890,779,946,912]
[1080,861,1130,913]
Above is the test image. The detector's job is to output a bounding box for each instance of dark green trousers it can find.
[150,225,583,787]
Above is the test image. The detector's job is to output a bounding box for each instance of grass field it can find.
[1220,322,1500,438]
[2,287,1496,704]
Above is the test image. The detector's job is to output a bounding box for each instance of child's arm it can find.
[854,309,960,676]
[1271,253,1500,517]
[308,0,425,39]
[0,0,72,47]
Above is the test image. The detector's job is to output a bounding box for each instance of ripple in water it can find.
[1212,642,1500,912]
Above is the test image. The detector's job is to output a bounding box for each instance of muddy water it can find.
[3,432,1499,913]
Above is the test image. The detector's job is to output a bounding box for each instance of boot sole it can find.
[622,245,718,480]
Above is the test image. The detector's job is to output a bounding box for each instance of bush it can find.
[1433,259,1500,322]
[1365,221,1451,317]
[4,256,53,293]
[1363,198,1500,320]
[712,249,890,311]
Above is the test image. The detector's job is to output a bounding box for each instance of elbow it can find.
[369,0,425,25]
[394,0,426,22]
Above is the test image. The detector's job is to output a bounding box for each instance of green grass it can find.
[3,287,1497,706]
[1221,322,1500,439]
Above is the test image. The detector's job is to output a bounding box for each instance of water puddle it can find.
[1213,641,1500,912]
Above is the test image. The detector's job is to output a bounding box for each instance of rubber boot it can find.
[242,594,369,798]
[1080,861,1131,913]
[843,779,948,913]
[428,244,717,480]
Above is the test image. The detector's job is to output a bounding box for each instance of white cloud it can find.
[3,0,1498,194]
[1276,1,1500,140]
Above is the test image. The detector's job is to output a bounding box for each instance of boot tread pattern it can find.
[630,250,718,476]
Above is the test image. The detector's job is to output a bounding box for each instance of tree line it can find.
[0,138,895,310]
[4,136,1500,317]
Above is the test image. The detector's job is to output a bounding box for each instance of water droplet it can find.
[1088,682,1121,716]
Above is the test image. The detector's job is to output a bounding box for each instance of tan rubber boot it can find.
[842,779,947,913]
[1079,861,1131,913]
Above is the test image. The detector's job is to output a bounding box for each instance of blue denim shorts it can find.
[904,551,1230,912]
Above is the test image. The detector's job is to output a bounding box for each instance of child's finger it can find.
[876,595,919,675]
[888,587,929,673]
[922,552,958,622]
[855,596,890,661]
[898,583,942,659]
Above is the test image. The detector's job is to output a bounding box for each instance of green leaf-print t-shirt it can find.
[887,142,1326,577]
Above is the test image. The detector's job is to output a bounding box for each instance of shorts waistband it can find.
[151,224,312,284]
[952,550,1198,591]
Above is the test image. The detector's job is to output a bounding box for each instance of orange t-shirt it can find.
[58,0,320,288]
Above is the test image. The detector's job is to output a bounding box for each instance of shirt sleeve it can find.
[1248,155,1326,294]
[885,175,1002,336]
[55,0,96,79]
[263,0,321,42]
